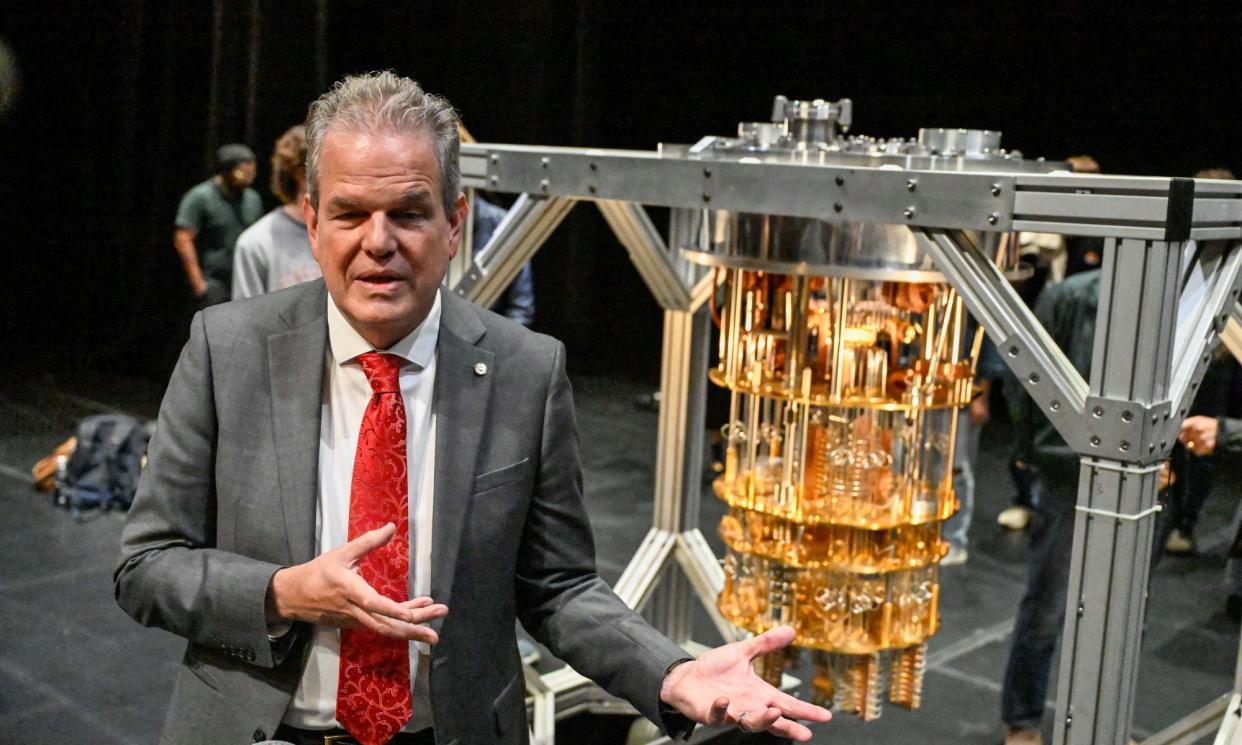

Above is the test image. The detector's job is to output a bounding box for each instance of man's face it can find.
[305,127,466,349]
[227,160,257,189]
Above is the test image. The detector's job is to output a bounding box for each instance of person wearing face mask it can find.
[173,143,264,307]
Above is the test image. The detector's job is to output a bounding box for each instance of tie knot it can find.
[358,352,402,394]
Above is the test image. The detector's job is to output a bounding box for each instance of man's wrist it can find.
[658,657,696,741]
[265,566,291,625]
[659,657,693,704]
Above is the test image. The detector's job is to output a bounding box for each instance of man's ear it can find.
[304,193,321,264]
[447,192,469,260]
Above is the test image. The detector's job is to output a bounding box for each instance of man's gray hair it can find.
[305,71,461,213]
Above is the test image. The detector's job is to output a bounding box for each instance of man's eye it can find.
[394,211,424,221]
[334,211,365,221]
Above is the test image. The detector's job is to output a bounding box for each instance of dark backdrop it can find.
[2,2,1241,382]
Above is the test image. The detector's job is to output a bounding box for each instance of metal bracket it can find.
[1079,396,1173,465]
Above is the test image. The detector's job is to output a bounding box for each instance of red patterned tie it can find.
[337,352,411,745]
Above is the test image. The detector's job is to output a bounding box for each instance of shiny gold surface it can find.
[711,267,974,719]
[718,507,948,572]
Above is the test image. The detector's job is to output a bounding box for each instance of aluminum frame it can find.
[454,140,1242,745]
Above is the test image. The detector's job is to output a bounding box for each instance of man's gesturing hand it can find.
[267,523,447,643]
[659,626,831,741]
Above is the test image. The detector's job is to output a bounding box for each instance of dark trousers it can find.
[1167,445,1216,534]
[1001,474,1075,729]
[1009,458,1035,509]
[1001,470,1169,729]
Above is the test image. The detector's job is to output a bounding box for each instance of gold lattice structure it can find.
[713,269,979,720]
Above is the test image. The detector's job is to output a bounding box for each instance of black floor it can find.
[0,371,1235,744]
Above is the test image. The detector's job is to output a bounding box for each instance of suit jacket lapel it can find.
[429,292,493,626]
[268,283,328,565]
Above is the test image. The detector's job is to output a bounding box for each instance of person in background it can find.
[999,268,1100,745]
[471,194,535,326]
[1180,413,1242,618]
[174,143,263,306]
[1165,169,1238,556]
[456,124,536,327]
[233,126,322,299]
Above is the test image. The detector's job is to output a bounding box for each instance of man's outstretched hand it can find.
[659,626,831,741]
[267,523,447,643]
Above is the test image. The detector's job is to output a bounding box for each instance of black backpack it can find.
[53,415,156,518]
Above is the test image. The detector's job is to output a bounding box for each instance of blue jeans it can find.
[943,410,981,549]
[1001,473,1076,730]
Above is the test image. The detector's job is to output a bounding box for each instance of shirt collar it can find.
[326,289,441,370]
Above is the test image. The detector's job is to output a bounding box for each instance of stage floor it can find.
[0,370,1233,744]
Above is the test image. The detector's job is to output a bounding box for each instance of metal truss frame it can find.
[453,140,1242,745]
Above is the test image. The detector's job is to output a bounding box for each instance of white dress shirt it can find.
[283,290,441,732]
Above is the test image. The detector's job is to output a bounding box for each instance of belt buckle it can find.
[324,736,357,745]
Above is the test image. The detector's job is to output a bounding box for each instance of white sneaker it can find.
[941,545,969,566]
[997,506,1032,530]
[1164,528,1194,555]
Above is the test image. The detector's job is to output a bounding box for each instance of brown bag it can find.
[32,437,76,492]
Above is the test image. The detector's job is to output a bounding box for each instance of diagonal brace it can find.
[451,194,577,307]
[1165,243,1242,435]
[596,200,694,311]
[920,228,1089,426]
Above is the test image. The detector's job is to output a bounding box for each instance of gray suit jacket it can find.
[115,280,688,745]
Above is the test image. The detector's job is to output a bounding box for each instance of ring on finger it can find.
[737,711,749,731]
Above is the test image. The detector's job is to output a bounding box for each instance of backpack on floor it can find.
[53,415,155,518]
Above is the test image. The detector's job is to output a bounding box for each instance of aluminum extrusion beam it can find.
[596,200,693,311]
[675,530,744,644]
[920,228,1090,427]
[1053,239,1184,745]
[646,307,712,643]
[462,143,1242,241]
[1139,694,1230,745]
[1167,245,1242,439]
[452,194,576,308]
[611,527,676,611]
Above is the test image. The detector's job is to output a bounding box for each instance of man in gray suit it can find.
[115,72,829,745]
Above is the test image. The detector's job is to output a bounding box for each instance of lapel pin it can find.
[473,362,488,376]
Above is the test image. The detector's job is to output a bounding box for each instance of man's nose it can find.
[361,213,397,256]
